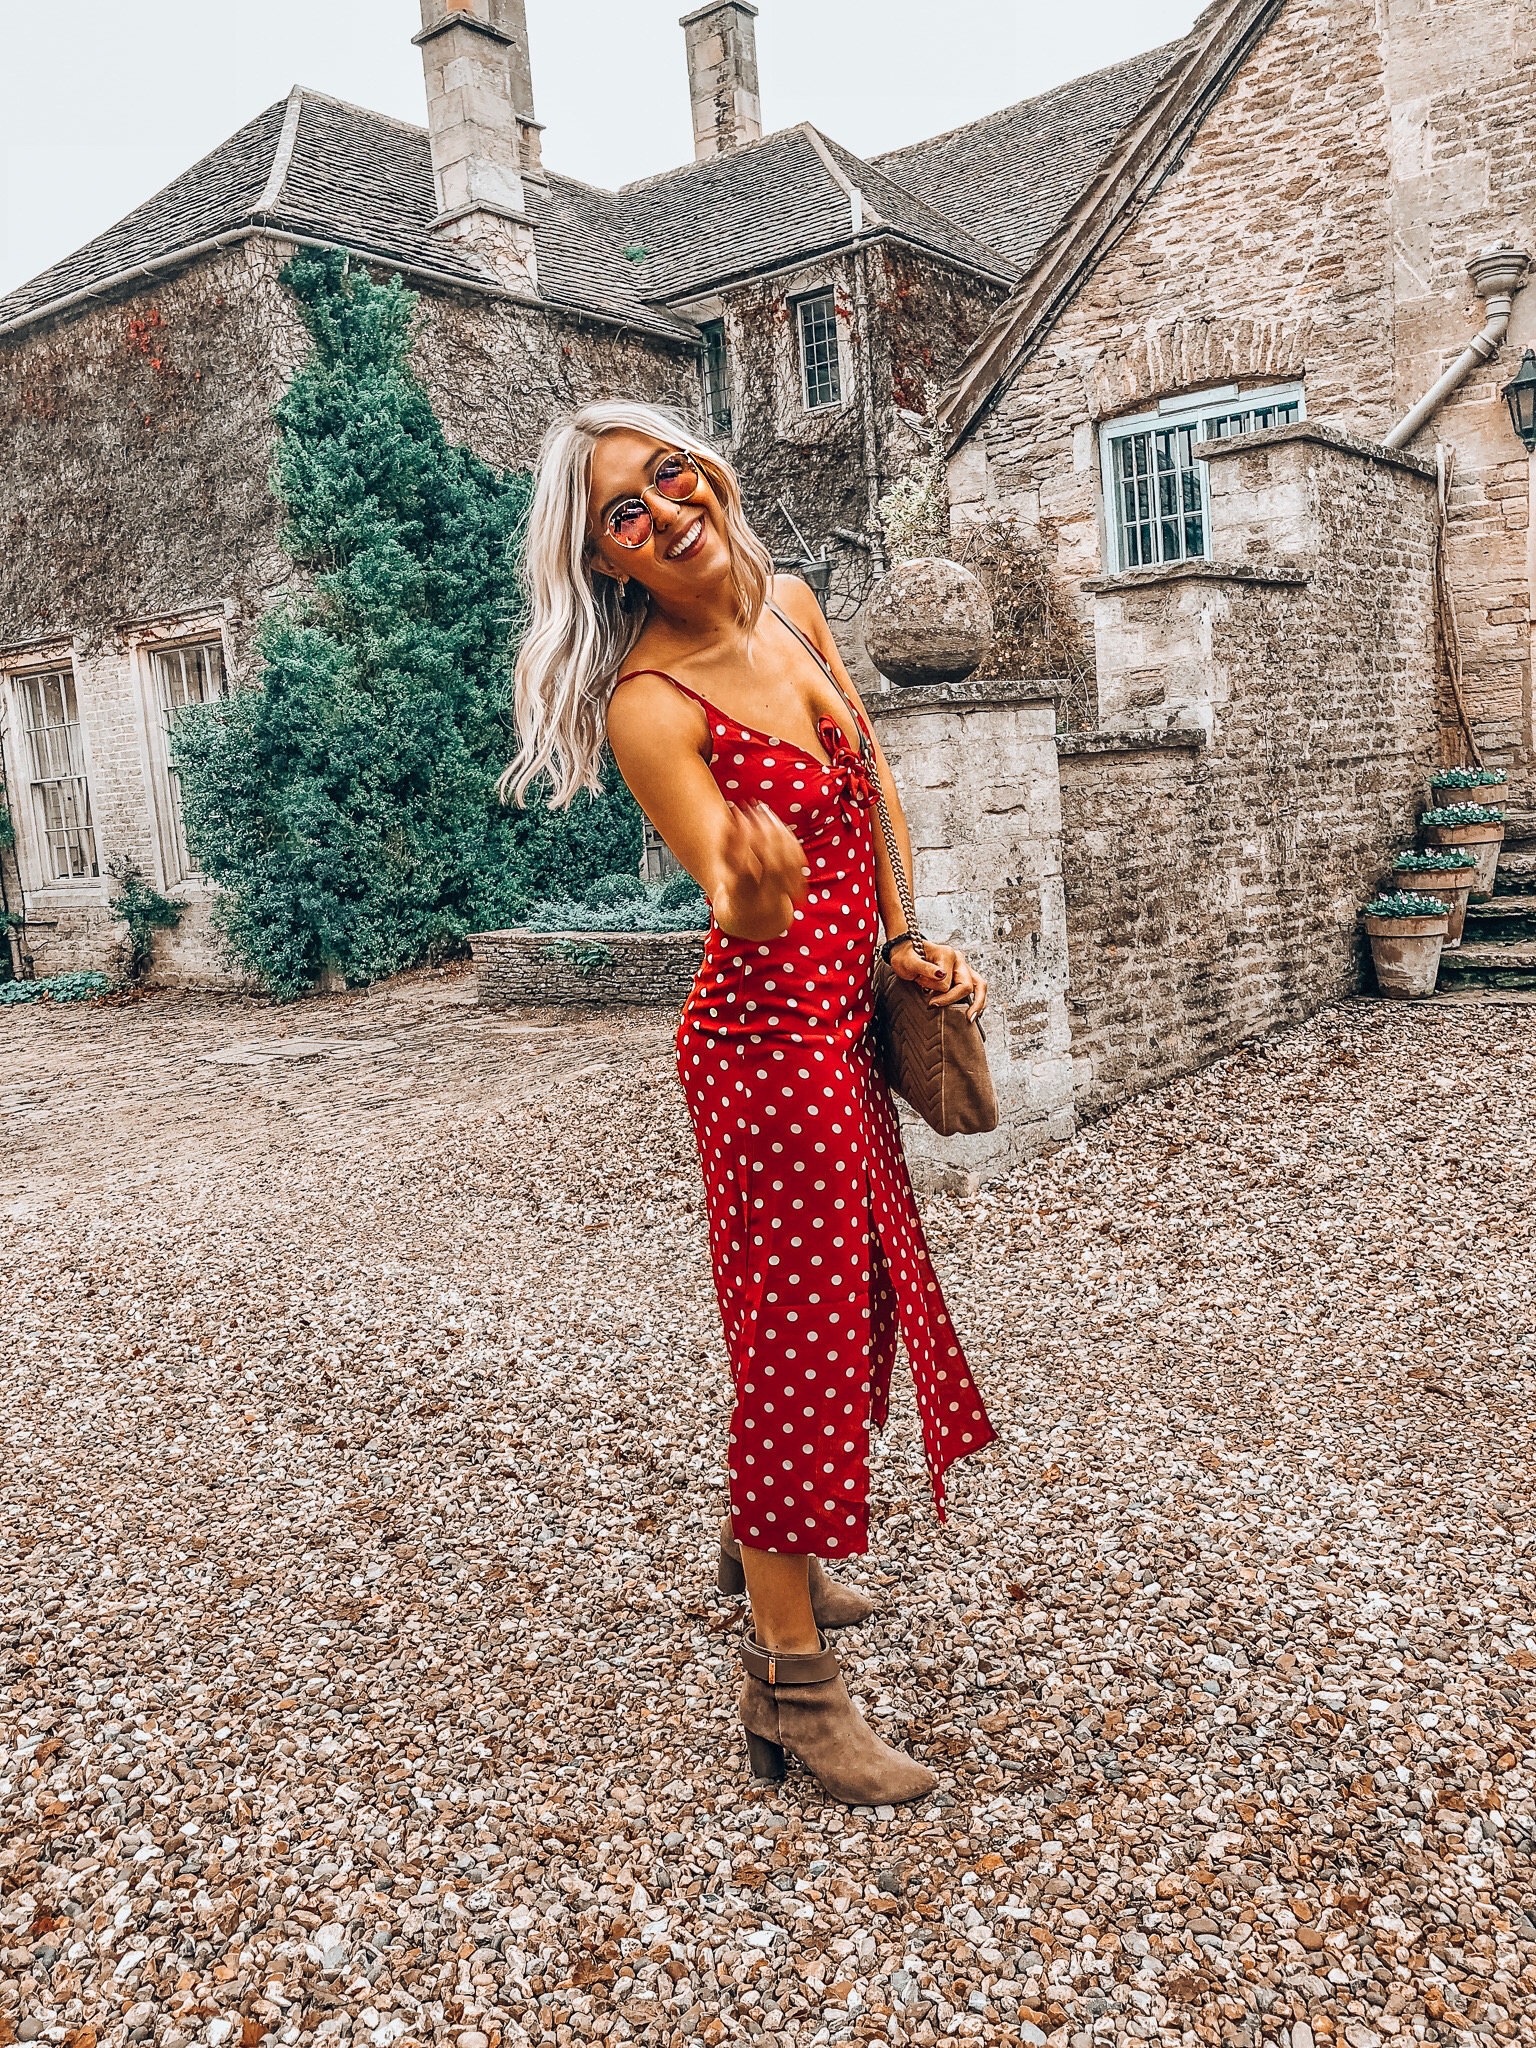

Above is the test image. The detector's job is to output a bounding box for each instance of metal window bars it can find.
[1204,398,1302,440]
[1111,397,1302,569]
[1113,423,1205,569]
[17,670,98,882]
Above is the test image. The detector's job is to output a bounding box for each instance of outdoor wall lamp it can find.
[1503,349,1536,452]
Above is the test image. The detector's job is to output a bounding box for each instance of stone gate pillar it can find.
[870,678,1075,1194]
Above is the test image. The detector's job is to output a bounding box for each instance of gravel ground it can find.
[2,974,1534,2048]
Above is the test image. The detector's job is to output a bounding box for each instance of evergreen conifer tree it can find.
[175,250,638,998]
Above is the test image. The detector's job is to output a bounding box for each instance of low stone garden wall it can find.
[470,929,705,1009]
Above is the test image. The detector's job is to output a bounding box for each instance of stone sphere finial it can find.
[863,557,994,688]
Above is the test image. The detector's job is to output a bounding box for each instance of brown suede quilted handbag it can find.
[771,604,999,1139]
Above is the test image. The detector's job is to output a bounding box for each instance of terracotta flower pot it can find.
[1420,822,1504,898]
[1364,912,1447,999]
[1430,778,1508,813]
[1391,868,1475,947]
[863,557,995,686]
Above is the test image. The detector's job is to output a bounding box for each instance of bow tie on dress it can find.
[817,717,877,822]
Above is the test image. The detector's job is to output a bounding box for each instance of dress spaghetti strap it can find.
[614,668,709,707]
[612,668,719,761]
[765,601,873,745]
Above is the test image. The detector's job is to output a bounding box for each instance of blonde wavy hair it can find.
[505,400,774,807]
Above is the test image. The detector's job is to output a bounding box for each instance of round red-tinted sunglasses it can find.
[604,449,704,550]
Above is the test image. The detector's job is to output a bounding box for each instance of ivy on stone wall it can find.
[172,250,639,999]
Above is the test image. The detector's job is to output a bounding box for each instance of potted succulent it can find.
[1418,803,1505,898]
[1429,765,1510,813]
[1362,893,1450,999]
[1389,848,1479,947]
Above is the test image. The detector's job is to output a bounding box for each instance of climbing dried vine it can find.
[957,512,1096,727]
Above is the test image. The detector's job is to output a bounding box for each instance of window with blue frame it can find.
[1102,385,1305,571]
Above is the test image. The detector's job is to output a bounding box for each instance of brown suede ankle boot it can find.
[717,1518,877,1630]
[737,1630,937,1805]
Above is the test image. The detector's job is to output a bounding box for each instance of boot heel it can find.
[744,1733,786,1782]
[717,1544,746,1597]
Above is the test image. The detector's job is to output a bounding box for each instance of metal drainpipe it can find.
[1384,246,1531,450]
[851,246,887,576]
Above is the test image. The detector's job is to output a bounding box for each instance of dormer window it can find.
[1101,383,1304,571]
[795,290,842,412]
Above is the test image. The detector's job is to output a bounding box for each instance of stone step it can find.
[1437,939,1536,992]
[1494,849,1536,895]
[1466,895,1536,942]
[1502,805,1536,848]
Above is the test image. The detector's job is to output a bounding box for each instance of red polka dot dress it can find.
[625,670,997,1559]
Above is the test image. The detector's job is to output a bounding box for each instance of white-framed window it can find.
[795,289,843,412]
[12,667,99,883]
[1100,383,1305,572]
[144,637,230,880]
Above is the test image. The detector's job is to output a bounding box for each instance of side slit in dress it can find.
[617,662,997,1557]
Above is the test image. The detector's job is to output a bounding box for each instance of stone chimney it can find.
[681,2,763,161]
[485,0,547,187]
[414,0,543,291]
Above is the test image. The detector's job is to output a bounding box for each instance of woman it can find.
[509,401,996,1806]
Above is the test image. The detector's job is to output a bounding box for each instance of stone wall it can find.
[1060,427,1440,1113]
[0,243,301,657]
[951,0,1536,779]
[710,244,1009,688]
[0,239,700,985]
[870,679,1074,1192]
[414,285,701,477]
[472,928,706,1010]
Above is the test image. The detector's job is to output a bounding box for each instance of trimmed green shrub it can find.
[657,870,706,912]
[522,875,710,934]
[172,249,639,1000]
[583,872,650,909]
[1363,893,1450,919]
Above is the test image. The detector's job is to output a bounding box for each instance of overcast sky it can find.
[0,0,1205,299]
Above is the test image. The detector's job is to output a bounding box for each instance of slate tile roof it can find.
[0,91,697,340]
[616,124,1018,304]
[874,41,1188,272]
[0,41,1182,339]
[0,99,294,328]
[269,95,491,290]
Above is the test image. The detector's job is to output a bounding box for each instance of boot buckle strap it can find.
[741,1628,838,1686]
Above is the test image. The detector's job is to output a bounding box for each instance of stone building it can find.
[5,0,1145,985]
[8,0,1524,1175]
[857,0,1536,1146]
[942,0,1536,781]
